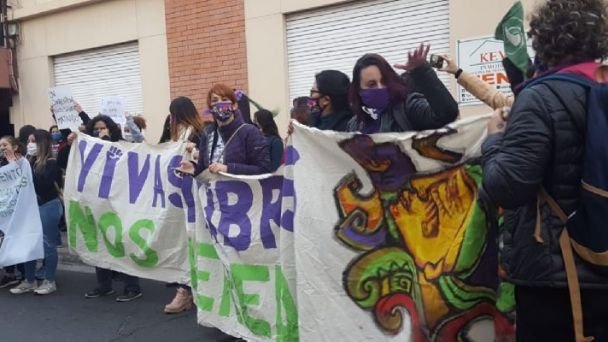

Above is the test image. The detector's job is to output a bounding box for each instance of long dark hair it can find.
[29,129,53,174]
[18,125,36,146]
[315,70,351,112]
[169,96,203,142]
[254,109,280,138]
[86,115,123,142]
[350,53,408,122]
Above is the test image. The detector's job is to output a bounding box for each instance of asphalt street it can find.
[0,267,229,342]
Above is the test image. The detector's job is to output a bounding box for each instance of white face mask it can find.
[27,142,38,156]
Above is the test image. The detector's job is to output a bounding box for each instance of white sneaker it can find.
[34,280,57,295]
[9,281,38,294]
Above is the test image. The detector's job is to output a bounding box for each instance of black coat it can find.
[481,75,608,289]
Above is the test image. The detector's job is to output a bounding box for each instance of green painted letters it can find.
[128,219,159,268]
[98,212,126,258]
[68,200,98,252]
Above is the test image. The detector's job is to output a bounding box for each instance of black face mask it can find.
[92,130,100,138]
[310,97,327,115]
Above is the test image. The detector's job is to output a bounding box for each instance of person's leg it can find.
[95,268,113,291]
[0,266,19,288]
[164,284,193,314]
[84,267,115,298]
[116,274,142,302]
[9,261,38,294]
[40,199,62,283]
[123,274,141,293]
[581,288,608,340]
[515,286,573,342]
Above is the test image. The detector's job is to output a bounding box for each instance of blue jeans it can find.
[24,198,63,282]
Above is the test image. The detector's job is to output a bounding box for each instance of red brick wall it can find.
[165,0,248,112]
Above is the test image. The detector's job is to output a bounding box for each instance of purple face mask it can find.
[359,88,391,115]
[211,102,234,122]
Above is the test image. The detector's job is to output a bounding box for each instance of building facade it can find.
[7,0,538,141]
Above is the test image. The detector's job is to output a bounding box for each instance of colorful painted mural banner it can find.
[290,117,514,341]
[64,116,515,341]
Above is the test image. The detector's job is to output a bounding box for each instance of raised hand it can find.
[394,43,431,72]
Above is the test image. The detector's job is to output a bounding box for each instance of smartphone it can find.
[430,54,445,69]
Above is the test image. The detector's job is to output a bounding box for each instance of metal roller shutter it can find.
[286,0,450,101]
[53,42,144,116]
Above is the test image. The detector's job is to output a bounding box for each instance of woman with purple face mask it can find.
[177,83,271,176]
[348,44,459,133]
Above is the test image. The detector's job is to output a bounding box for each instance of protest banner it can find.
[289,117,514,341]
[190,172,298,341]
[100,96,127,125]
[0,159,44,267]
[63,134,195,283]
[49,86,81,130]
[457,36,535,105]
[65,116,515,341]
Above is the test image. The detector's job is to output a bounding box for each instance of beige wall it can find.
[10,0,170,141]
[244,0,541,132]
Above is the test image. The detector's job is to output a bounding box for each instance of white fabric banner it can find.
[0,159,44,267]
[63,134,194,283]
[290,116,510,341]
[191,171,298,341]
[64,116,516,342]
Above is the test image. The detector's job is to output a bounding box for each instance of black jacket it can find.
[481,75,608,289]
[309,109,353,132]
[348,63,459,133]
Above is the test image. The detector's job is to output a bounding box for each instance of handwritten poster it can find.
[100,96,127,124]
[49,86,81,130]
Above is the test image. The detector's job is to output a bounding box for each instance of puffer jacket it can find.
[195,117,271,176]
[481,62,608,289]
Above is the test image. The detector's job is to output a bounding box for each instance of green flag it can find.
[495,1,529,75]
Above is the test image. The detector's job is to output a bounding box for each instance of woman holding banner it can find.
[169,85,270,315]
[78,115,144,302]
[9,130,63,296]
[162,96,204,314]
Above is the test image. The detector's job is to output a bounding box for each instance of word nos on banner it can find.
[63,133,197,284]
[49,86,81,130]
[0,159,44,267]
[190,168,298,341]
[290,117,515,341]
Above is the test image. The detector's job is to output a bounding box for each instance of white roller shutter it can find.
[53,42,144,116]
[286,0,450,101]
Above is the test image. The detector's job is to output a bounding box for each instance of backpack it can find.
[526,72,608,342]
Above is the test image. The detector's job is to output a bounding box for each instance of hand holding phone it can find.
[430,54,445,69]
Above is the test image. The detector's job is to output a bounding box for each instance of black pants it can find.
[96,267,141,293]
[516,286,608,341]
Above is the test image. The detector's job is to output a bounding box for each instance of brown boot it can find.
[164,287,193,314]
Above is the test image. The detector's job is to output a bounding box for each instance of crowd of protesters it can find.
[1,0,608,341]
